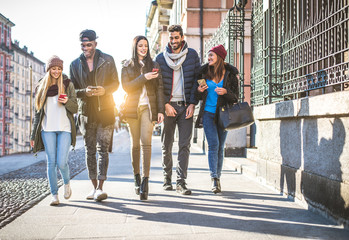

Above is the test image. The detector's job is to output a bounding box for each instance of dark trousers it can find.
[83,122,114,180]
[161,102,193,183]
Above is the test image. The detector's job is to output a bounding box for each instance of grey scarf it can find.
[164,44,188,101]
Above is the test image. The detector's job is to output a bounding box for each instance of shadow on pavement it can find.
[65,190,349,239]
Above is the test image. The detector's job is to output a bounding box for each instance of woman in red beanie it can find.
[30,56,78,205]
[195,45,239,193]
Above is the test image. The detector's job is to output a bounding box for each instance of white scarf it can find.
[163,47,188,70]
[164,45,188,101]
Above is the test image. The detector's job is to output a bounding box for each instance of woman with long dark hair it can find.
[121,36,164,200]
[195,45,239,193]
[30,56,78,205]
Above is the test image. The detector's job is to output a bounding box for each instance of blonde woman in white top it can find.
[30,56,78,206]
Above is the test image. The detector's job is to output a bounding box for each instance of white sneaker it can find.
[50,195,59,206]
[94,189,108,201]
[64,183,72,199]
[86,189,96,200]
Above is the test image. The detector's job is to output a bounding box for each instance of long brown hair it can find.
[34,71,64,110]
[132,35,153,74]
[205,55,226,83]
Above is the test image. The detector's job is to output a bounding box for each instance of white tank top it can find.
[41,95,71,132]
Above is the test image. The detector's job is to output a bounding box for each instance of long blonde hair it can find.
[34,71,65,110]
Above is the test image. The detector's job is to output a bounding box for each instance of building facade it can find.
[0,14,15,156]
[146,0,247,60]
[11,41,45,154]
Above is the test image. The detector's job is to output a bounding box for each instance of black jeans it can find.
[161,102,193,183]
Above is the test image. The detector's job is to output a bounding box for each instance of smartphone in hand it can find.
[58,94,67,100]
[197,79,207,86]
[152,68,159,73]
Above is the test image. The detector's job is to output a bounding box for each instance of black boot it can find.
[211,178,220,194]
[140,177,149,200]
[134,174,141,195]
[217,178,221,193]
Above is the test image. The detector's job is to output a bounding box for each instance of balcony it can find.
[5,65,14,72]
[5,116,13,123]
[5,142,13,149]
[5,90,14,98]
[0,43,13,54]
[5,74,10,83]
[6,87,13,93]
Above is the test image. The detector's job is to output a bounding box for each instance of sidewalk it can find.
[0,130,348,239]
[0,135,84,176]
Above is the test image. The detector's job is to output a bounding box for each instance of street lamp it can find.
[29,65,32,142]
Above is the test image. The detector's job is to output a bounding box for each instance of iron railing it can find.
[204,1,250,102]
[205,0,349,106]
[251,0,349,106]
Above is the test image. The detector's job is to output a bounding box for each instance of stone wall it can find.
[253,91,349,225]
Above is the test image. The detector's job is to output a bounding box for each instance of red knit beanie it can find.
[209,45,227,60]
[46,55,63,72]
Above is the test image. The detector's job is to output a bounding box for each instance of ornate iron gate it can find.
[251,0,349,106]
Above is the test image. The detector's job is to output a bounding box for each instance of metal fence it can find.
[205,0,349,106]
[251,0,349,106]
[204,2,249,101]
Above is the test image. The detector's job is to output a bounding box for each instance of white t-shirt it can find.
[138,85,149,106]
[41,95,71,132]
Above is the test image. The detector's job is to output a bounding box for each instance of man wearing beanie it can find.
[70,29,119,201]
[155,25,200,195]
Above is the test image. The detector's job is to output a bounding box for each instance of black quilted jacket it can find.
[155,42,200,105]
[194,63,239,128]
[121,60,164,121]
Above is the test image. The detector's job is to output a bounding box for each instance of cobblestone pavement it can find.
[0,148,86,229]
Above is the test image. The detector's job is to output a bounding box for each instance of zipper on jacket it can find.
[79,58,105,111]
[169,70,174,103]
[95,58,106,111]
[181,66,187,104]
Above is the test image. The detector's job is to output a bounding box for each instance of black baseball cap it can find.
[80,29,98,42]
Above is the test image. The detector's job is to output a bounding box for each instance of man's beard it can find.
[171,41,182,51]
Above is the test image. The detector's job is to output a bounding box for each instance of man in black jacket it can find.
[70,29,119,201]
[155,25,200,195]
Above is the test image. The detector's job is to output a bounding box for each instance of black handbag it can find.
[218,102,254,131]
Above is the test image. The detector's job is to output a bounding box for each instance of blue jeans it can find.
[41,131,71,195]
[202,111,228,178]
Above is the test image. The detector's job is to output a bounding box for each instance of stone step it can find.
[245,147,259,161]
[224,156,257,179]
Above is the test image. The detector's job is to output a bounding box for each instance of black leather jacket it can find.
[69,50,119,116]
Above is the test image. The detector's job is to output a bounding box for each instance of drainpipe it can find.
[200,0,203,63]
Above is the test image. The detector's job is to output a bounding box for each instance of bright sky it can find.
[1,0,152,106]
